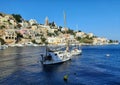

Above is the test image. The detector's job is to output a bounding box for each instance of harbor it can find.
[0,0,120,85]
[0,45,120,85]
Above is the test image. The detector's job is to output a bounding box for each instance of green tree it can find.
[17,24,22,28]
[47,31,55,37]
[41,37,46,43]
[109,40,113,43]
[54,30,58,36]
[12,14,22,22]
[49,21,55,27]
[78,30,81,32]
[59,26,62,29]
[79,38,93,44]
[32,39,37,44]
[76,37,81,41]
[66,28,75,36]
[0,25,6,29]
[0,13,4,17]
[0,38,5,45]
[16,32,23,43]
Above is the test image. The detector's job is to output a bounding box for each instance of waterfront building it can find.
[2,29,17,44]
[93,37,108,45]
[87,33,94,38]
[35,36,42,44]
[0,30,5,38]
[76,31,86,38]
[29,19,37,25]
[47,37,58,45]
[19,20,30,28]
[61,27,68,32]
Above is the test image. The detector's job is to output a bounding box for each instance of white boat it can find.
[40,42,71,65]
[16,44,24,47]
[71,45,82,56]
[71,48,82,56]
[33,44,39,47]
[25,42,34,46]
[0,45,8,50]
[40,50,71,65]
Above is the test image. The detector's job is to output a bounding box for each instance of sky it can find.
[0,0,120,41]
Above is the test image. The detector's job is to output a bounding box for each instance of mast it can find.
[63,11,66,29]
[63,11,69,51]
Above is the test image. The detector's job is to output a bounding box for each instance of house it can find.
[76,32,85,38]
[87,33,94,38]
[35,36,42,44]
[93,37,108,45]
[2,29,17,44]
[29,19,37,25]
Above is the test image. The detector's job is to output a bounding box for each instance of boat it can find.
[71,24,82,56]
[25,42,34,46]
[71,48,82,56]
[15,44,24,47]
[71,44,82,56]
[0,45,8,50]
[40,44,71,65]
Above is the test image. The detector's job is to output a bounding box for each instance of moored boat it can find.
[0,45,8,50]
[71,44,82,56]
[40,50,71,65]
[71,48,82,56]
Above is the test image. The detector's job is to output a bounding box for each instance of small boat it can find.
[106,54,110,57]
[16,44,24,47]
[0,45,8,50]
[71,48,82,56]
[71,44,82,56]
[40,50,71,65]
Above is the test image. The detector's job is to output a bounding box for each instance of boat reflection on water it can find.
[41,60,72,85]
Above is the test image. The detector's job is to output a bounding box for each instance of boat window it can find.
[55,54,57,56]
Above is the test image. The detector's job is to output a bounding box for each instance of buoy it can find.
[106,54,110,57]
[63,74,68,81]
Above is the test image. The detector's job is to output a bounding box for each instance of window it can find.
[6,37,8,39]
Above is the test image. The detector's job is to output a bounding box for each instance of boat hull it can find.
[42,59,71,65]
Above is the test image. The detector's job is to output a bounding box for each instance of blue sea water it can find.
[0,45,120,85]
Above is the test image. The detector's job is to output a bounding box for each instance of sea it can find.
[0,45,120,85]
